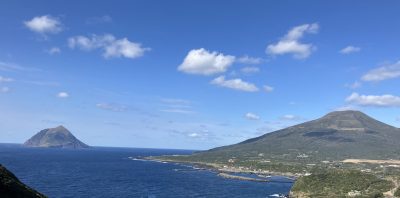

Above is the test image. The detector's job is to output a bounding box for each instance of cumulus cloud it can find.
[68,34,150,59]
[241,66,260,74]
[245,112,260,120]
[57,92,69,98]
[211,76,259,92]
[263,85,274,92]
[96,103,128,112]
[346,92,400,107]
[266,23,319,59]
[237,55,263,64]
[0,76,14,83]
[24,15,62,34]
[178,48,235,75]
[361,61,400,82]
[340,46,361,54]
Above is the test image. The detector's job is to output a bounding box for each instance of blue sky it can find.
[1,1,400,149]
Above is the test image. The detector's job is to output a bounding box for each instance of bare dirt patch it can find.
[343,159,400,164]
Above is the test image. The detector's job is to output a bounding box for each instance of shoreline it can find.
[217,172,269,182]
[143,156,298,182]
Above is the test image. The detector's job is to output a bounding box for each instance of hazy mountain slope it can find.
[23,126,89,149]
[185,111,400,162]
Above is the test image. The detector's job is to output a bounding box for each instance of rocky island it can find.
[151,110,400,197]
[23,125,89,149]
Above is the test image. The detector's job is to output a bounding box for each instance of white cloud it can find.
[340,46,361,54]
[346,92,400,107]
[170,127,215,141]
[103,38,149,59]
[0,76,14,83]
[266,23,319,59]
[210,76,259,92]
[57,92,69,98]
[237,55,263,64]
[0,87,10,93]
[24,15,62,34]
[280,114,305,121]
[281,115,296,120]
[188,133,201,138]
[178,48,235,75]
[263,85,274,92]
[241,66,260,74]
[345,81,362,89]
[68,34,150,59]
[186,131,211,139]
[245,112,260,120]
[96,103,128,112]
[47,47,61,55]
[361,61,400,82]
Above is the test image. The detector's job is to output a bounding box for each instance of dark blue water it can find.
[0,144,293,197]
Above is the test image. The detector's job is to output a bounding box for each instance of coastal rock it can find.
[23,126,89,149]
[0,164,46,198]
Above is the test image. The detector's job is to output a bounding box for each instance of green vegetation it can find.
[153,111,400,197]
[394,187,400,197]
[291,169,393,197]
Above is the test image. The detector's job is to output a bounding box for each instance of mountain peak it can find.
[55,125,67,130]
[196,110,400,162]
[323,110,367,118]
[23,126,89,149]
[304,110,394,132]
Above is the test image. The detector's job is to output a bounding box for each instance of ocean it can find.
[0,144,293,198]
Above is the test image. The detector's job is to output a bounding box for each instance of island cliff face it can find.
[23,126,89,148]
[0,164,46,198]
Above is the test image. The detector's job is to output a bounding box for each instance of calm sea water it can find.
[0,144,293,198]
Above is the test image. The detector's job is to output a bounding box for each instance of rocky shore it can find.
[217,172,269,182]
[145,156,298,181]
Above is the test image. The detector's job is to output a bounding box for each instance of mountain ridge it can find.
[187,110,400,162]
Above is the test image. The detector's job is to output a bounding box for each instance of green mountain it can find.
[0,164,46,198]
[179,110,400,163]
[23,126,89,149]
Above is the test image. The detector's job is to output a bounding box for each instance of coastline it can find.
[144,156,298,181]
